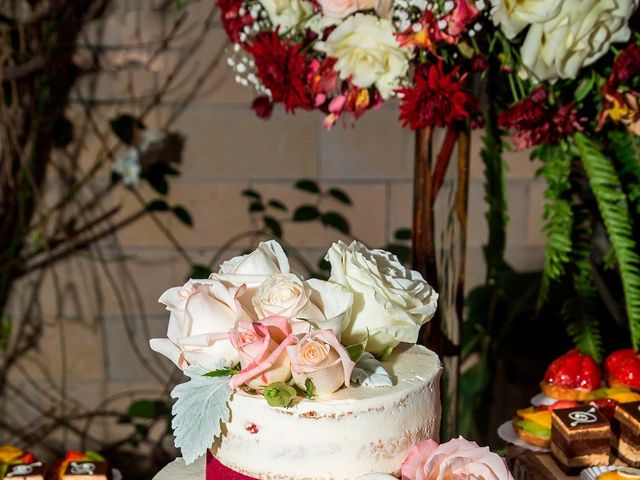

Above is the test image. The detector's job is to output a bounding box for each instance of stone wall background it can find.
[2,0,546,458]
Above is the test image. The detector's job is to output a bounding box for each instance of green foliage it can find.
[328,188,352,205]
[263,216,282,237]
[204,367,240,377]
[609,130,640,215]
[304,378,315,399]
[295,179,320,193]
[172,205,193,227]
[52,116,73,148]
[263,382,297,407]
[535,143,574,303]
[109,114,143,145]
[146,199,170,211]
[321,212,349,234]
[0,315,11,352]
[188,264,211,279]
[294,205,320,221]
[575,133,640,350]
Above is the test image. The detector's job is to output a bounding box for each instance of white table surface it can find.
[153,457,205,480]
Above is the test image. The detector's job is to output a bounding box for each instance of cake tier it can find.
[211,344,442,480]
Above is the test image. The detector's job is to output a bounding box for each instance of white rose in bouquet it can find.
[316,14,410,99]
[252,273,353,340]
[149,279,250,371]
[489,0,561,39]
[259,0,313,31]
[505,0,637,81]
[326,241,438,355]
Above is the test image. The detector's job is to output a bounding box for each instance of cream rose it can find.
[286,329,355,395]
[489,0,561,39]
[213,240,290,317]
[316,14,410,99]
[150,280,250,371]
[229,317,293,389]
[401,437,515,480]
[326,241,438,355]
[519,0,637,81]
[259,0,313,30]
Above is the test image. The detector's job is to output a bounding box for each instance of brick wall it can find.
[3,0,546,451]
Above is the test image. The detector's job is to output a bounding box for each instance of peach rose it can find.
[401,437,514,480]
[286,329,355,395]
[229,317,295,390]
[318,0,388,19]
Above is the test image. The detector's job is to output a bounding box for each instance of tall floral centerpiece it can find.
[216,0,640,433]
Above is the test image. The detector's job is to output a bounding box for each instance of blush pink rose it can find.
[286,329,355,395]
[447,0,480,37]
[229,316,295,389]
[401,437,515,480]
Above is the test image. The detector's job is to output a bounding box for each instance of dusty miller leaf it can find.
[350,353,392,387]
[171,366,232,465]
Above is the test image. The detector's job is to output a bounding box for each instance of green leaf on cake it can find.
[85,451,107,462]
[304,378,315,399]
[204,367,240,377]
[351,353,392,387]
[345,330,368,362]
[263,382,297,407]
[171,366,232,465]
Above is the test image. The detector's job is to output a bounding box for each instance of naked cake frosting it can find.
[150,241,442,479]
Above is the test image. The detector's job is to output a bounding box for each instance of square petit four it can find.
[62,461,109,480]
[2,462,44,480]
[551,405,611,474]
[615,401,640,467]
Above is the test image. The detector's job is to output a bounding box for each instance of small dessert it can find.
[588,387,640,404]
[513,401,579,448]
[2,462,45,480]
[62,461,109,479]
[597,467,640,479]
[0,446,44,480]
[614,401,640,467]
[542,350,602,401]
[551,405,611,474]
[606,349,640,392]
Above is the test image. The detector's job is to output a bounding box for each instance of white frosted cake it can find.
[212,344,441,479]
[150,241,442,480]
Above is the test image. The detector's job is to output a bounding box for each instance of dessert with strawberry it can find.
[541,349,602,401]
[606,349,640,392]
[513,401,579,449]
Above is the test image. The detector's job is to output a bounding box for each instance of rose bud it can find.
[287,329,355,395]
[251,96,274,120]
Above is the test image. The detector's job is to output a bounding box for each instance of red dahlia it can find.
[247,32,312,113]
[498,87,583,149]
[608,43,640,89]
[398,62,477,130]
[216,0,253,44]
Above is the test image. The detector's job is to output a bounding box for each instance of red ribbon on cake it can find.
[206,451,256,480]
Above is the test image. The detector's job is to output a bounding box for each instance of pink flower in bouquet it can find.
[447,0,480,37]
[230,316,296,389]
[323,87,381,129]
[247,32,312,113]
[598,89,640,135]
[397,11,452,50]
[317,0,374,19]
[401,437,514,480]
[398,62,477,130]
[286,329,355,395]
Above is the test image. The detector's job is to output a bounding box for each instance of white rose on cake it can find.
[316,14,410,99]
[326,241,438,355]
[150,279,251,371]
[253,273,353,339]
[520,0,637,81]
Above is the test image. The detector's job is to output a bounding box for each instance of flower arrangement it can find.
[150,240,438,463]
[219,0,640,365]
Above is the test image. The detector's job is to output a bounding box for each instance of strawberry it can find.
[611,354,640,388]
[605,349,636,377]
[543,349,601,390]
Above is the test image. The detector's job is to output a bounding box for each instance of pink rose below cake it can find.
[150,241,442,479]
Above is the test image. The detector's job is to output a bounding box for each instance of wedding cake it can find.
[150,241,443,479]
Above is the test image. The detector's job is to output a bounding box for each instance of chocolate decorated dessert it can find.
[614,401,640,467]
[2,462,44,480]
[61,461,109,479]
[551,405,611,474]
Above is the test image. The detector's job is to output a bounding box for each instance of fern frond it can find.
[563,299,603,363]
[575,133,640,351]
[609,130,640,214]
[537,143,574,305]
